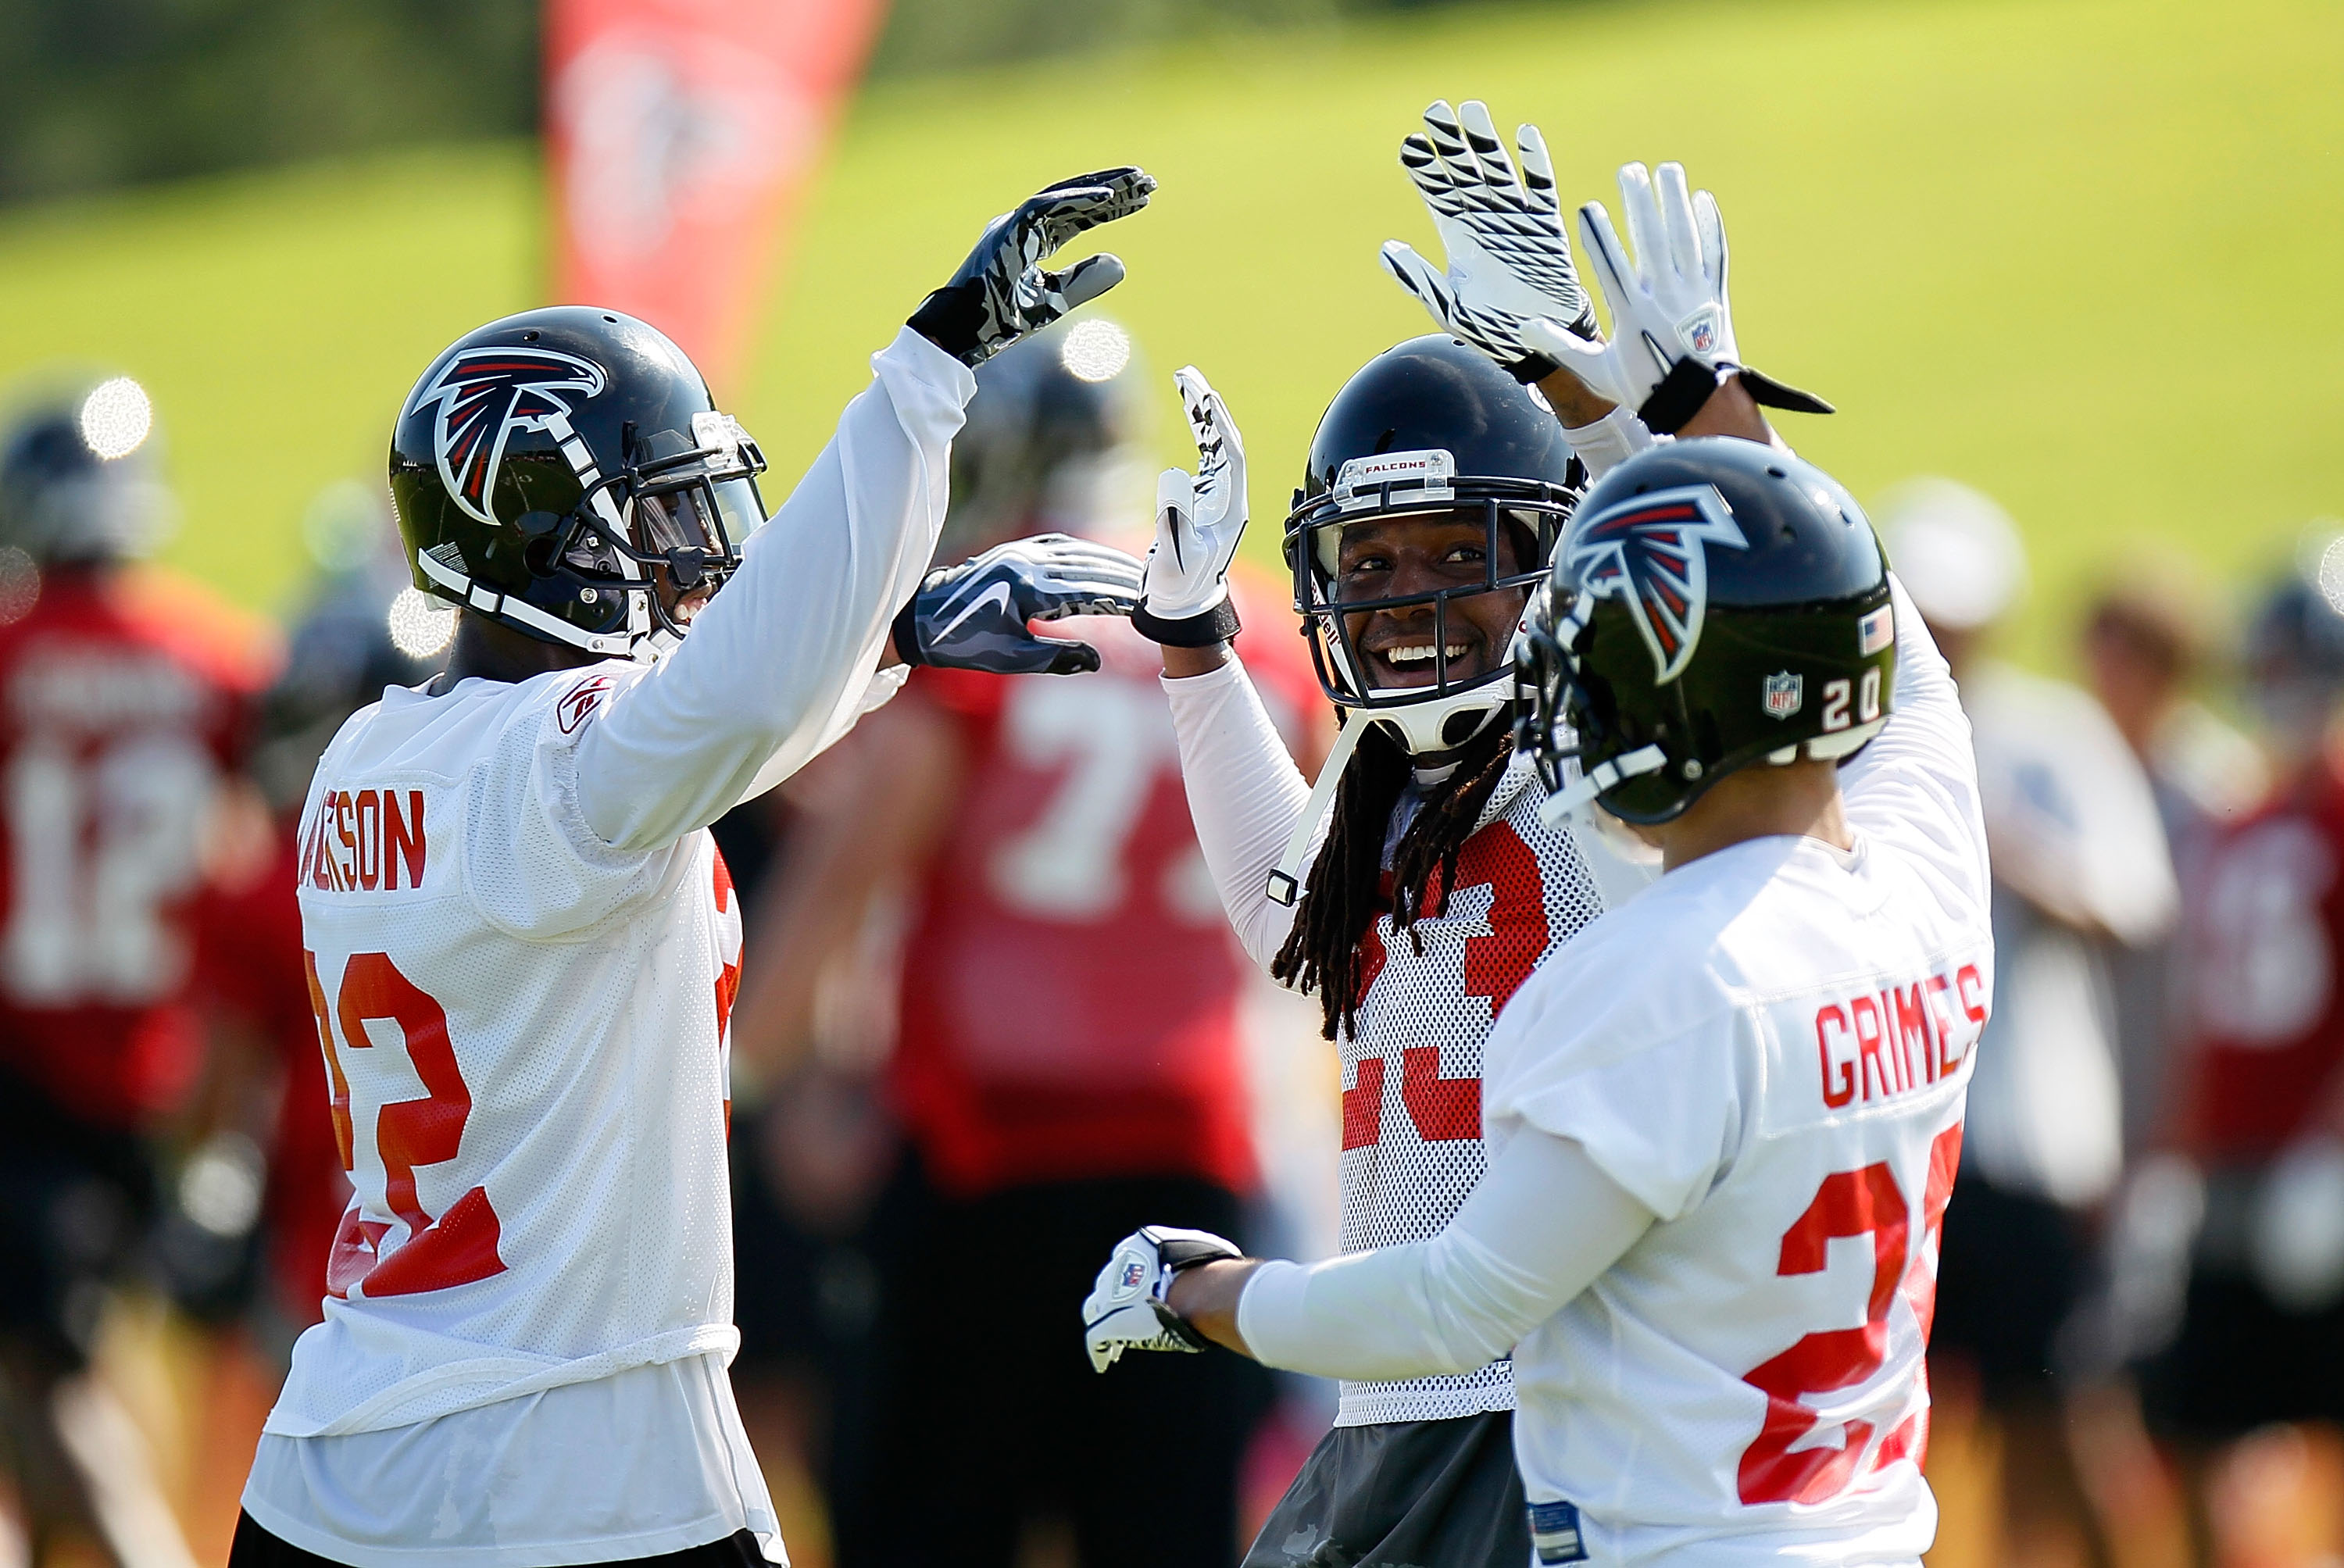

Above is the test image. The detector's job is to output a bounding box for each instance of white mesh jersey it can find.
[1482,586,1991,1565]
[267,666,744,1436]
[1335,754,1607,1426]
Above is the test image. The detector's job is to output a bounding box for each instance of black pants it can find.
[1930,1171,2088,1397]
[832,1170,1272,1568]
[1242,1409,1530,1568]
[228,1513,769,1566]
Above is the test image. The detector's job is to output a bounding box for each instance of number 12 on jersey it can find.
[305,949,507,1300]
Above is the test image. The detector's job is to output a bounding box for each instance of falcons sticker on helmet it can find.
[1564,483,1749,684]
[408,346,607,525]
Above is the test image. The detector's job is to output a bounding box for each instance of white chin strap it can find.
[1536,745,1668,833]
[1264,684,1509,907]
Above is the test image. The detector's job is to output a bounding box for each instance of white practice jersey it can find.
[252,329,970,1564]
[1480,584,1990,1566]
[1160,659,1634,1425]
[1335,755,1608,1424]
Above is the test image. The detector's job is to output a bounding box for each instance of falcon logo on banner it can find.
[405,348,606,526]
[546,0,891,391]
[1564,484,1749,684]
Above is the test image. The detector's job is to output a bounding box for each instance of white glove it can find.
[2251,1135,2344,1313]
[1133,367,1248,646]
[1520,162,1831,434]
[1378,100,1597,383]
[1082,1223,1242,1373]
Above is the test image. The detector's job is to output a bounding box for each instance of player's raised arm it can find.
[1137,366,1316,966]
[579,170,1154,852]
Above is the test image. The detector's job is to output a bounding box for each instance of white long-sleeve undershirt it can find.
[577,327,972,852]
[1237,1127,1655,1381]
[1162,654,1320,970]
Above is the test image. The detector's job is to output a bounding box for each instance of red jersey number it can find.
[307,950,506,1299]
[1736,1122,1961,1505]
[1342,821,1549,1151]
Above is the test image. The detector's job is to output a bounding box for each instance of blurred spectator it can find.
[2134,536,2344,1564]
[727,319,1321,1568]
[0,373,275,1568]
[2081,570,2264,1157]
[1880,478,2177,1568]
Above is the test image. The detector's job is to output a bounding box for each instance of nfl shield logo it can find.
[1120,1262,1148,1290]
[1679,305,1724,356]
[1762,670,1803,720]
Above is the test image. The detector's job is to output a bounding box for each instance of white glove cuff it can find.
[1560,405,1656,481]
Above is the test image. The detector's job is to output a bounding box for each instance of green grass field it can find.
[0,0,2338,672]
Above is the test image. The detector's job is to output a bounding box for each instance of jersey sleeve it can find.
[1480,944,1751,1222]
[1838,577,1990,913]
[465,670,689,941]
[1161,653,1318,970]
[574,328,975,853]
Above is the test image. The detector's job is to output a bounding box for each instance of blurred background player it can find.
[1878,480,2177,1568]
[2140,539,2344,1566]
[726,317,1322,1568]
[0,374,275,1568]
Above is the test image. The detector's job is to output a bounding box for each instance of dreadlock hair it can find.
[1270,713,1517,1040]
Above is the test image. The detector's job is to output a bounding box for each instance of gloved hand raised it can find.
[892,533,1142,676]
[1520,162,1831,434]
[1134,366,1248,647]
[1378,99,1599,384]
[909,168,1156,367]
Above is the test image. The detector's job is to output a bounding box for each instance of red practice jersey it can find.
[2178,756,2344,1159]
[0,565,271,1127]
[892,573,1320,1198]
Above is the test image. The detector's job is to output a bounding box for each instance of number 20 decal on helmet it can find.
[1517,437,1896,827]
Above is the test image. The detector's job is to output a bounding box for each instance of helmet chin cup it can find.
[1356,674,1511,760]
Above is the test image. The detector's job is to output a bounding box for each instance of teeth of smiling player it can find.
[1385,644,1467,664]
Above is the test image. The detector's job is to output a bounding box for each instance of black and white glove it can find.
[892,533,1142,676]
[909,168,1156,367]
[1378,100,1598,384]
[1083,1224,1244,1373]
[1134,366,1247,647]
[1520,161,1832,434]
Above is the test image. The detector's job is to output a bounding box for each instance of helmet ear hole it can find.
[515,510,566,578]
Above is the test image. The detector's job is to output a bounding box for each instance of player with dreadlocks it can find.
[1109,102,1831,1568]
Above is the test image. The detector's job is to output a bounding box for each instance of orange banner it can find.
[546,0,889,391]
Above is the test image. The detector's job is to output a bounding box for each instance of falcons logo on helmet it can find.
[406,346,607,525]
[1564,484,1749,684]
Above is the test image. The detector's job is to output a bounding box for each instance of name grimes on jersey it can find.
[300,787,427,894]
[1813,960,1987,1113]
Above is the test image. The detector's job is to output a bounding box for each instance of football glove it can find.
[1378,100,1598,384]
[1134,366,1248,647]
[1519,161,1832,434]
[909,168,1156,366]
[1083,1224,1243,1373]
[892,533,1142,676]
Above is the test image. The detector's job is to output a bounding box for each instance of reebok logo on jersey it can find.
[1564,483,1749,684]
[557,674,616,734]
[408,346,608,525]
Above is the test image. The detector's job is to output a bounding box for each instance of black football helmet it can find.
[943,316,1142,557]
[388,306,768,660]
[1517,437,1894,825]
[0,374,174,566]
[1284,334,1583,757]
